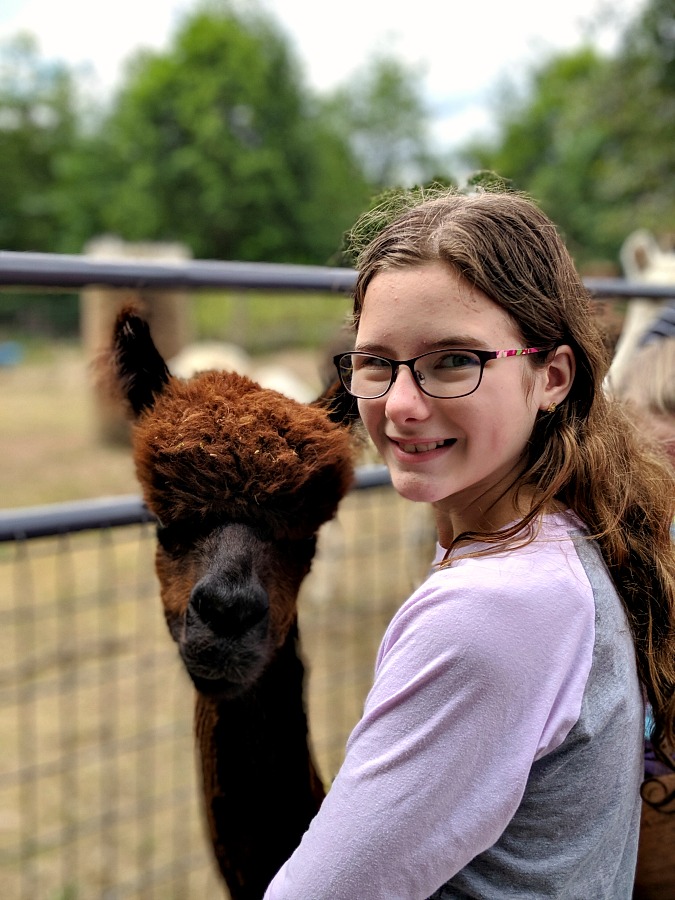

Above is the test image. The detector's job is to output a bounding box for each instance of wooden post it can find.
[81,237,194,445]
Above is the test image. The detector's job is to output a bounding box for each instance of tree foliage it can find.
[463,0,675,267]
[68,4,370,263]
[1,0,672,272]
[322,54,448,189]
[0,33,80,252]
[0,3,376,263]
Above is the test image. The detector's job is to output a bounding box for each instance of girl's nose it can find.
[385,365,431,419]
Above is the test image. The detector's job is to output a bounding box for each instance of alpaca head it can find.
[107,307,357,698]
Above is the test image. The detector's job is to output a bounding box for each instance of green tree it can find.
[0,2,455,266]
[77,2,370,264]
[462,0,675,267]
[0,33,80,252]
[323,54,449,189]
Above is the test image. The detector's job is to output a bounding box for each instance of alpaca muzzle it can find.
[179,575,272,697]
[189,574,269,636]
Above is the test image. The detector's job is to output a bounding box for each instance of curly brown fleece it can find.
[131,369,355,539]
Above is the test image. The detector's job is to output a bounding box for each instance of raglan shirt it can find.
[264,511,644,899]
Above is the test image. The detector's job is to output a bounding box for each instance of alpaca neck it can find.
[194,620,324,900]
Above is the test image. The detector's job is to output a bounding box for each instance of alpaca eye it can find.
[156,523,186,554]
[156,524,172,549]
[157,519,216,554]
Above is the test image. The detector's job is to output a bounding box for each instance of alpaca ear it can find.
[111,306,171,417]
[312,378,360,427]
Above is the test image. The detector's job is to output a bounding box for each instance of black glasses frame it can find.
[333,347,548,400]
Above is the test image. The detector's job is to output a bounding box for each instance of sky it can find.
[0,0,646,153]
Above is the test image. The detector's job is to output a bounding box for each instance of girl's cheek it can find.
[357,400,380,434]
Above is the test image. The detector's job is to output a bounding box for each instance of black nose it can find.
[188,575,269,636]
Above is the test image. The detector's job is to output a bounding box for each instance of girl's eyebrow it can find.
[354,335,490,354]
[429,336,490,350]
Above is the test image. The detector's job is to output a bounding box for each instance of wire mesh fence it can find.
[0,484,436,900]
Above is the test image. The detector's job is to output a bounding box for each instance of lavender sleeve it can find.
[264,537,596,900]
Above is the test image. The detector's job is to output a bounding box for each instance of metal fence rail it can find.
[2,248,675,298]
[0,466,391,543]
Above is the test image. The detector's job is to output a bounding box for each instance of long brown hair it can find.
[349,186,675,768]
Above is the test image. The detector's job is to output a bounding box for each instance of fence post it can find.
[80,237,194,444]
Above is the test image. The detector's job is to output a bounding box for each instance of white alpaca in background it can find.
[606,230,675,392]
[169,342,315,403]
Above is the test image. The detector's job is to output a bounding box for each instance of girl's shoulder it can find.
[377,510,597,694]
[389,511,594,645]
[431,509,590,591]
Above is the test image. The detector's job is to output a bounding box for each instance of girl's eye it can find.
[356,355,389,370]
[435,351,479,369]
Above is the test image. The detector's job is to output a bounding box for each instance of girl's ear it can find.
[540,345,576,411]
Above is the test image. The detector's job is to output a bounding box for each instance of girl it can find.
[264,188,675,899]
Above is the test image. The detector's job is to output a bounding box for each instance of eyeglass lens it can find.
[341,350,483,399]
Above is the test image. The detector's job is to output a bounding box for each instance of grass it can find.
[0,345,138,508]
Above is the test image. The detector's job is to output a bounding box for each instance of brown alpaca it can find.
[106,307,357,900]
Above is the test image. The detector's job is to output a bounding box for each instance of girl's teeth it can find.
[400,440,445,453]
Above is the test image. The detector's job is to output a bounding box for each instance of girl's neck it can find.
[434,489,563,549]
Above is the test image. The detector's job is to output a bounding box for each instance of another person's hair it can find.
[348,186,675,767]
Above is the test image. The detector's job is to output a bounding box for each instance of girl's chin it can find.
[389,471,449,504]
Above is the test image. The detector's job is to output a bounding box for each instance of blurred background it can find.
[0,0,672,896]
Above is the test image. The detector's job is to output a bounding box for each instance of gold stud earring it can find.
[546,402,557,414]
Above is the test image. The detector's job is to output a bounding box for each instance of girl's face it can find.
[356,261,572,538]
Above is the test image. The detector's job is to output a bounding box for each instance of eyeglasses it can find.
[333,347,548,400]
